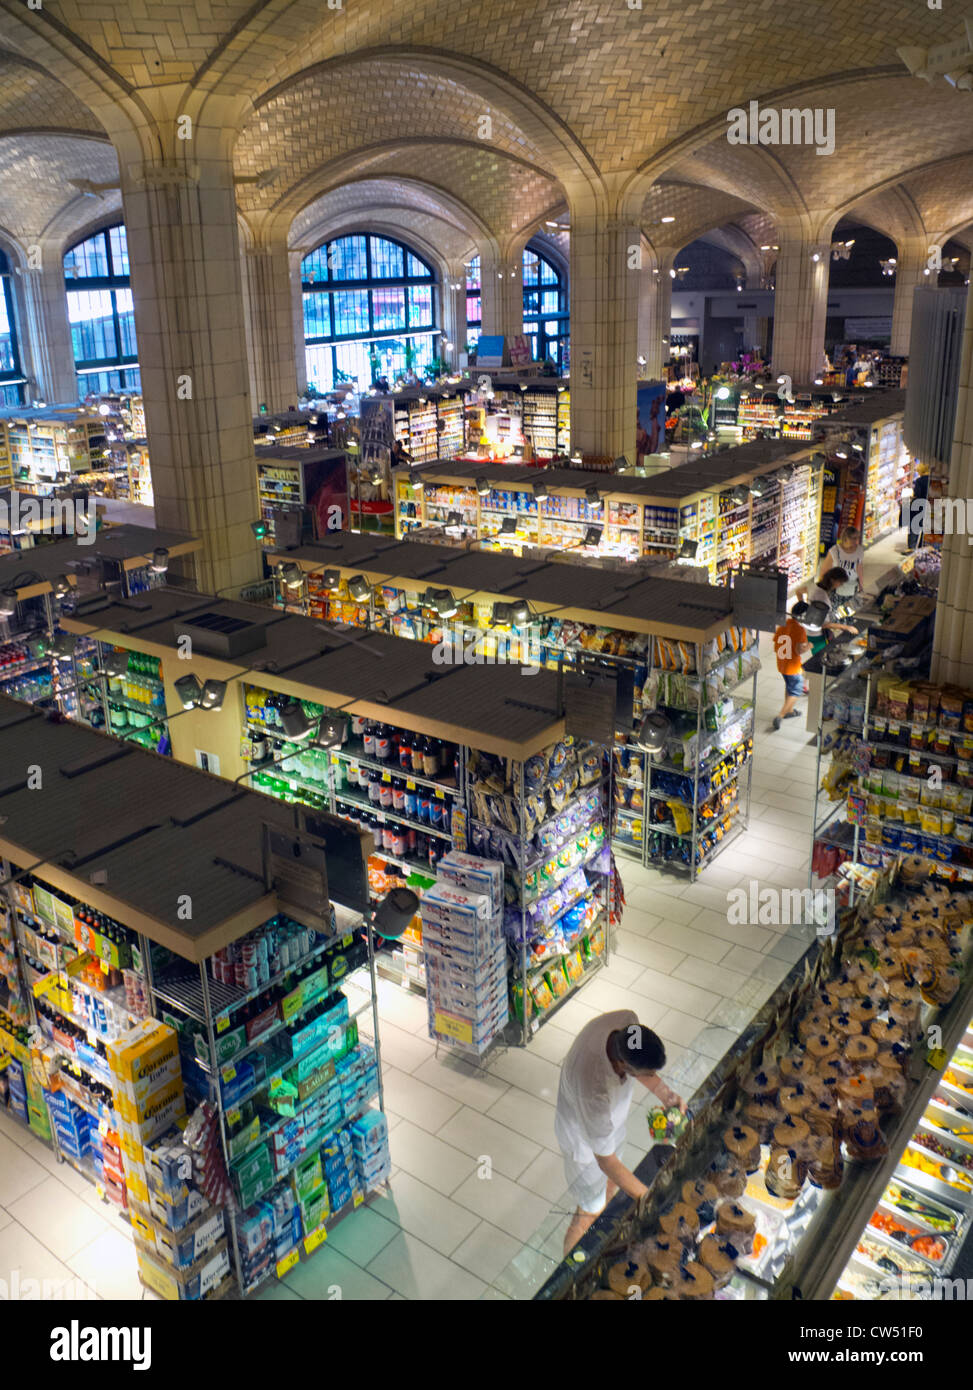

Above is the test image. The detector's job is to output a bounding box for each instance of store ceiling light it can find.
[280,700,317,741]
[691,439,703,449]
[200,679,227,711]
[316,714,347,749]
[777,463,795,482]
[500,516,517,535]
[835,447,848,459]
[104,649,129,677]
[445,510,463,528]
[532,481,549,502]
[475,476,491,496]
[585,485,601,504]
[583,525,603,547]
[635,711,671,755]
[51,631,77,657]
[149,547,169,574]
[410,471,425,491]
[511,599,530,626]
[348,575,371,602]
[372,886,420,940]
[731,484,749,505]
[492,601,514,626]
[614,455,629,473]
[430,588,458,619]
[813,377,824,386]
[749,475,772,497]
[174,674,203,710]
[322,569,341,591]
[276,562,304,590]
[661,215,675,223]
[0,589,18,618]
[677,538,698,562]
[802,600,831,634]
[715,387,731,400]
[52,574,71,598]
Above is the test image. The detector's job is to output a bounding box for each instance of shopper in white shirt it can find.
[817,525,864,598]
[555,1009,685,1253]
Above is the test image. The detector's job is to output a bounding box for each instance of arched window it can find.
[301,234,438,392]
[466,255,481,350]
[0,250,25,405]
[63,225,140,395]
[523,245,568,373]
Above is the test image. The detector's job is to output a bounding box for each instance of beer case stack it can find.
[423,852,508,1054]
[108,1019,230,1300]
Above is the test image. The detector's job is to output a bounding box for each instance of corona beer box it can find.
[114,1072,184,1127]
[107,1019,179,1088]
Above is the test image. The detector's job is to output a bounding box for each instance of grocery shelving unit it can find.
[0,697,385,1300]
[738,387,835,441]
[61,586,622,1039]
[811,391,909,552]
[613,630,758,880]
[393,446,823,588]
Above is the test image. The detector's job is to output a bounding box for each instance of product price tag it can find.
[95,1182,106,1199]
[381,771,392,784]
[342,934,353,949]
[98,1118,109,1138]
[99,958,110,976]
[304,1224,328,1254]
[276,1248,300,1278]
[216,1015,230,1034]
[353,1192,364,1208]
[332,754,343,767]
[221,1064,236,1084]
[888,720,900,737]
[226,1106,241,1127]
[406,779,416,791]
[435,788,446,800]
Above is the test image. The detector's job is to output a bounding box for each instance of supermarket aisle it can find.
[0,535,910,1303]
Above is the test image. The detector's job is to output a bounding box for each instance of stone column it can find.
[290,250,307,398]
[118,118,261,593]
[440,265,467,369]
[477,250,522,345]
[19,241,78,403]
[241,243,301,414]
[567,197,640,461]
[638,247,675,381]
[890,239,927,358]
[771,236,830,382]
[931,283,973,686]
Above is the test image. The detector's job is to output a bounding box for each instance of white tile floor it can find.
[0,532,907,1300]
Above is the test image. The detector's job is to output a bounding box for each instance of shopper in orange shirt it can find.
[772,601,811,730]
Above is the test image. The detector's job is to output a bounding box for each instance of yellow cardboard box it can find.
[115,1073,185,1128]
[107,1019,178,1087]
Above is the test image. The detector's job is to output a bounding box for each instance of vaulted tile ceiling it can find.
[0,0,970,266]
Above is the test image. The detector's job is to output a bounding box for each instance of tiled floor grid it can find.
[0,534,904,1300]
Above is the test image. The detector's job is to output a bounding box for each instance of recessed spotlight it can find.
[661,216,675,224]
